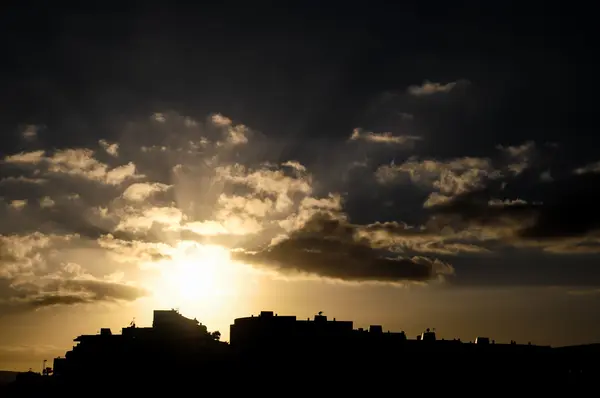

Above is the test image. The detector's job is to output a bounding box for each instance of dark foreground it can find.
[4,310,598,395]
[3,345,598,396]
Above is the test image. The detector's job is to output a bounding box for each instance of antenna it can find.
[130,317,136,327]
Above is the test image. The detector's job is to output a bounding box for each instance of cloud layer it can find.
[3,93,600,312]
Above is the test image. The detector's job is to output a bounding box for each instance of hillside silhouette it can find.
[3,309,599,395]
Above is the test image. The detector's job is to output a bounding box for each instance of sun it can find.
[153,241,244,309]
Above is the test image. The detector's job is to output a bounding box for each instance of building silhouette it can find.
[53,309,228,382]
[3,308,599,395]
[228,310,565,385]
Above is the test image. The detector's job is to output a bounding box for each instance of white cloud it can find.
[209,113,250,146]
[282,161,306,173]
[9,200,27,210]
[152,112,166,123]
[122,182,170,201]
[349,128,421,145]
[407,80,466,96]
[115,206,184,233]
[99,139,119,157]
[4,150,46,164]
[488,198,528,207]
[216,164,312,213]
[497,141,536,176]
[21,125,39,141]
[183,220,230,236]
[39,196,55,208]
[574,160,600,175]
[96,234,172,266]
[376,156,495,193]
[4,148,143,185]
[210,113,232,127]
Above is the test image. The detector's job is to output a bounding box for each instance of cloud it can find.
[348,128,421,145]
[5,109,600,310]
[0,232,149,312]
[3,148,143,186]
[540,170,553,182]
[4,150,45,164]
[17,279,148,309]
[99,140,119,157]
[373,141,549,209]
[376,156,499,207]
[496,141,536,176]
[282,160,306,173]
[488,198,528,207]
[96,234,171,264]
[232,213,454,284]
[21,125,39,141]
[9,199,27,210]
[574,160,600,175]
[423,171,600,254]
[152,112,166,123]
[407,80,467,96]
[2,111,372,313]
[39,196,55,208]
[122,182,171,201]
[210,113,250,145]
[354,220,490,256]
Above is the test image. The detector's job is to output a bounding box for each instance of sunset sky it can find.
[1,3,599,371]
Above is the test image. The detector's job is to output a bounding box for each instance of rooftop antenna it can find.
[130,317,136,327]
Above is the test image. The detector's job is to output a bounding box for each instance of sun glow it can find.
[151,241,249,311]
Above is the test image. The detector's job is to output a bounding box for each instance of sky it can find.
[1,3,599,371]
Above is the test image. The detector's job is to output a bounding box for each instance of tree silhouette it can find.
[211,331,221,341]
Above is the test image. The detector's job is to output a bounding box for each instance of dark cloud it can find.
[30,279,148,307]
[427,172,600,241]
[28,295,91,307]
[519,173,600,239]
[3,278,148,312]
[232,214,454,283]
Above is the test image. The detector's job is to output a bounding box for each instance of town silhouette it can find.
[2,308,598,395]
